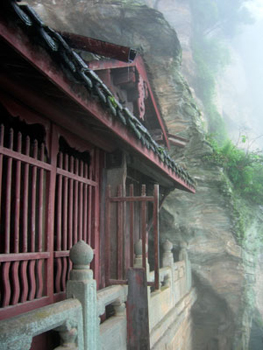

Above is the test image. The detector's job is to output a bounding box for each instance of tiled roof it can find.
[3,1,195,190]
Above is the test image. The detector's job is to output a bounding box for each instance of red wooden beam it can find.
[60,31,137,63]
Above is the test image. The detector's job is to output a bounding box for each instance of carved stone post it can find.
[162,239,174,268]
[67,240,99,350]
[162,240,174,295]
[179,241,192,292]
[134,239,149,275]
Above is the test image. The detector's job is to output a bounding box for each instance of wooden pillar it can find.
[126,268,150,350]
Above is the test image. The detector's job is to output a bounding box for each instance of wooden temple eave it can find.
[89,56,170,149]
[0,15,195,193]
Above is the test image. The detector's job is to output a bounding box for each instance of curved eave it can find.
[0,18,195,193]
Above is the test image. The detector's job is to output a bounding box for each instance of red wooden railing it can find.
[53,148,98,295]
[0,102,101,319]
[105,184,159,290]
[0,124,50,312]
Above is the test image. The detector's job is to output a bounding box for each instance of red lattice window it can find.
[0,101,101,319]
[53,137,98,295]
[0,118,51,314]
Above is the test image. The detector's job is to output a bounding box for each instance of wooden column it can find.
[126,268,150,350]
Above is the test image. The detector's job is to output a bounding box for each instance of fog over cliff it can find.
[219,17,263,149]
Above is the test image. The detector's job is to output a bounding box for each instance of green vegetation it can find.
[189,0,261,243]
[206,135,263,205]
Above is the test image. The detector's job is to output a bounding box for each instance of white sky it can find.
[246,0,263,20]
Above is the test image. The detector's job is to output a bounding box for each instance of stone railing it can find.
[97,285,128,350]
[0,239,193,350]
[132,238,192,336]
[0,298,84,350]
[148,240,192,334]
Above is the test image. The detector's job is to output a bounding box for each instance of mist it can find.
[221,17,263,149]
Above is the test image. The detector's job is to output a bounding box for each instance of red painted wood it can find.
[0,252,50,262]
[55,259,62,293]
[153,184,159,290]
[11,262,20,305]
[89,59,136,71]
[106,183,160,289]
[109,196,154,202]
[74,159,79,243]
[123,186,128,275]
[54,251,70,258]
[38,144,45,252]
[61,257,67,291]
[63,154,69,250]
[0,124,4,225]
[126,268,150,350]
[83,164,88,243]
[61,154,68,292]
[36,259,44,298]
[135,56,170,149]
[0,146,53,171]
[22,136,30,253]
[117,185,123,280]
[93,149,101,284]
[141,185,147,270]
[60,31,136,62]
[14,132,22,253]
[105,185,111,285]
[5,129,13,254]
[0,24,194,192]
[55,152,63,293]
[88,186,92,244]
[57,152,63,251]
[46,124,58,301]
[28,260,36,300]
[0,77,115,154]
[30,141,38,253]
[68,156,74,249]
[79,161,84,240]
[2,262,11,307]
[20,260,29,302]
[129,185,134,268]
[0,296,50,320]
[90,56,170,149]
[56,168,97,187]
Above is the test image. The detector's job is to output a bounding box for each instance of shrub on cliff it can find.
[206,135,263,204]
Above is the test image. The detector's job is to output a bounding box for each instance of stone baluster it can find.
[162,239,174,268]
[134,239,149,275]
[162,240,174,289]
[113,301,126,316]
[179,241,192,292]
[54,324,78,350]
[66,240,99,350]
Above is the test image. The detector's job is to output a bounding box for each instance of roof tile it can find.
[3,0,196,190]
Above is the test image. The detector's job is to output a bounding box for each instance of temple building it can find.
[0,2,197,349]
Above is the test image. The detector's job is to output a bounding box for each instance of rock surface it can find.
[27,1,263,349]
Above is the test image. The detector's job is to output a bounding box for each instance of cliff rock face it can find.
[28,1,262,349]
